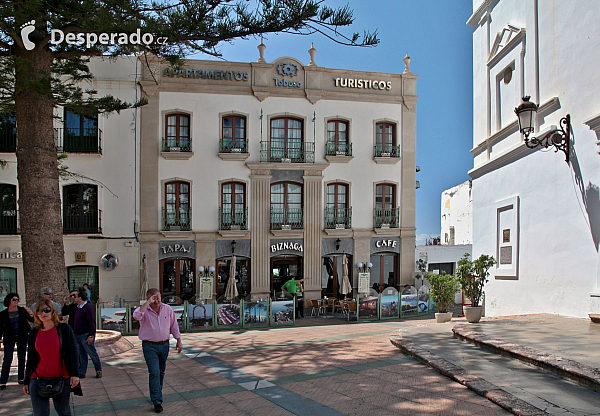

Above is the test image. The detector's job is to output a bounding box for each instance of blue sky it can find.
[199,0,474,245]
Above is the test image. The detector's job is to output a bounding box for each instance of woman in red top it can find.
[23,300,80,416]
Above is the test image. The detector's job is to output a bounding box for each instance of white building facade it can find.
[441,180,472,245]
[468,0,600,318]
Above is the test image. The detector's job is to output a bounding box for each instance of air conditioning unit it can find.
[281,224,291,230]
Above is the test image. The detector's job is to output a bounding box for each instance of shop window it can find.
[217,257,250,300]
[0,267,17,311]
[161,259,195,303]
[325,183,351,229]
[270,182,303,229]
[321,254,352,298]
[63,184,101,233]
[374,184,398,228]
[220,182,247,230]
[221,115,247,152]
[164,181,191,231]
[369,254,397,292]
[60,108,101,153]
[164,113,191,152]
[0,184,17,234]
[326,120,351,156]
[67,266,99,303]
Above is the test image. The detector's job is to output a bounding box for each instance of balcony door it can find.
[326,183,348,228]
[0,184,16,234]
[64,108,98,152]
[63,184,99,233]
[270,117,303,161]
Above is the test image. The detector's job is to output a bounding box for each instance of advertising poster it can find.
[380,293,399,319]
[401,294,418,316]
[418,287,432,313]
[271,300,294,324]
[188,302,214,329]
[216,303,241,326]
[243,301,268,326]
[100,307,127,332]
[358,296,378,319]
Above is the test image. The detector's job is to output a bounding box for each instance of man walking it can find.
[133,288,183,414]
[73,288,102,378]
[30,287,62,318]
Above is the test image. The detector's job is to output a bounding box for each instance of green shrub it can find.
[456,253,496,307]
[427,271,460,313]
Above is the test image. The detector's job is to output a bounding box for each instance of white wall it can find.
[469,0,600,318]
[441,180,472,245]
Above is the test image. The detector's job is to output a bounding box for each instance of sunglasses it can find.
[43,293,53,296]
[11,298,19,302]
[38,307,52,314]
[69,294,77,298]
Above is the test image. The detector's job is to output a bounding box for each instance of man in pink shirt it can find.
[133,288,183,413]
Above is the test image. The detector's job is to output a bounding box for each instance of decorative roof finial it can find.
[257,38,266,63]
[308,42,317,66]
[403,52,412,74]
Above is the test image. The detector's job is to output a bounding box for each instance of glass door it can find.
[160,259,196,303]
[271,257,302,298]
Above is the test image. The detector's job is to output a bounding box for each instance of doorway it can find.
[271,257,303,298]
[160,258,195,302]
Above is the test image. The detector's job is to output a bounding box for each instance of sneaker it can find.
[95,371,102,379]
[154,404,163,413]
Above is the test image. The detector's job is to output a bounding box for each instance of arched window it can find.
[63,184,100,233]
[220,182,247,230]
[375,184,398,228]
[164,181,190,231]
[270,117,303,161]
[325,183,351,229]
[375,122,399,157]
[0,184,17,234]
[270,182,303,229]
[164,113,191,151]
[326,120,350,156]
[221,116,247,152]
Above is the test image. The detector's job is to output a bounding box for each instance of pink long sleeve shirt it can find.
[132,302,181,342]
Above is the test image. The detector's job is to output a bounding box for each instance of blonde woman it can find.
[23,300,81,416]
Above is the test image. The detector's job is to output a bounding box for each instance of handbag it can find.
[37,377,64,398]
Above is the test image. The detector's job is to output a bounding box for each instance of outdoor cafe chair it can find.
[346,301,357,321]
[308,299,324,316]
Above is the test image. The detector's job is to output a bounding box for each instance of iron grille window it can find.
[0,113,16,152]
[271,182,303,228]
[222,116,246,150]
[165,181,190,230]
[0,184,17,234]
[270,117,303,160]
[376,122,395,147]
[63,184,99,233]
[165,114,190,149]
[64,108,99,153]
[326,120,349,155]
[221,182,246,229]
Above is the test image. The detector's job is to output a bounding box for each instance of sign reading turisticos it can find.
[163,67,249,81]
[333,77,392,91]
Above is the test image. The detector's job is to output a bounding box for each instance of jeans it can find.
[29,377,72,416]
[1,339,27,384]
[142,341,169,405]
[75,333,102,376]
[296,297,304,318]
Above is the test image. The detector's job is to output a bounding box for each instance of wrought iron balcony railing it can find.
[374,144,401,158]
[324,207,352,229]
[54,127,102,154]
[219,207,248,230]
[0,210,18,234]
[219,138,248,153]
[325,142,352,157]
[162,208,191,231]
[63,210,102,234]
[270,207,304,229]
[260,141,315,163]
[374,207,399,228]
[162,137,192,153]
[0,126,16,152]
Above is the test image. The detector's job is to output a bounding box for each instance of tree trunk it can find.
[14,49,67,306]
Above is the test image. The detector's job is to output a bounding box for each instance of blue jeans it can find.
[29,377,72,416]
[142,341,169,405]
[75,333,102,376]
[1,339,27,384]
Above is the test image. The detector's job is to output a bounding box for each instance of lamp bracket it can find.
[524,115,570,163]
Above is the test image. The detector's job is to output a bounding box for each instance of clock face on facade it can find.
[101,253,119,270]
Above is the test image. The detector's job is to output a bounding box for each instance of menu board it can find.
[358,272,370,294]
[199,277,213,300]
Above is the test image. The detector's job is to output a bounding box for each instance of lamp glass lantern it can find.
[514,96,539,139]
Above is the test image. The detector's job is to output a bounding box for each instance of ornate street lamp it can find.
[515,96,570,163]
[357,262,372,273]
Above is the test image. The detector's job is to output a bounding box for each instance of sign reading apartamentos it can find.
[163,67,249,81]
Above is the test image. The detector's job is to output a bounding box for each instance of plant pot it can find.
[464,306,483,323]
[435,312,452,323]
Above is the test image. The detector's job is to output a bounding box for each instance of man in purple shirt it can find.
[133,288,182,414]
[73,287,102,379]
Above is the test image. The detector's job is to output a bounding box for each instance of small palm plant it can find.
[427,271,460,313]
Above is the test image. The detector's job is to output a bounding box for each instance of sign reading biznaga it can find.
[163,67,249,81]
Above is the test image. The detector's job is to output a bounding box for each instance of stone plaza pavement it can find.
[1,316,510,416]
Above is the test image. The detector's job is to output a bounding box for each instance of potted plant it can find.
[426,271,460,323]
[456,253,496,323]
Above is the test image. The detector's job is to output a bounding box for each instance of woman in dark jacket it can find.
[0,292,33,389]
[23,300,81,416]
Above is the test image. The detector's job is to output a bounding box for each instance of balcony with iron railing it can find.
[219,208,248,230]
[219,138,248,154]
[0,210,18,234]
[270,207,304,230]
[374,144,401,158]
[0,126,16,152]
[162,137,192,153]
[260,141,315,163]
[374,207,399,229]
[63,210,102,234]
[325,142,352,157]
[55,127,102,154]
[324,207,352,229]
[162,208,191,231]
